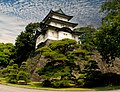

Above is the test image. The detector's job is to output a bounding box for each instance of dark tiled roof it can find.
[44,17,78,28]
[42,9,73,22]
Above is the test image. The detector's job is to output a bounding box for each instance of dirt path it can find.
[0,84,120,92]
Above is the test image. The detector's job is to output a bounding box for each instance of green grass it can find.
[0,77,93,91]
[1,77,120,91]
[94,86,120,91]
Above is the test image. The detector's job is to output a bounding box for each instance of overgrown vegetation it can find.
[34,39,101,88]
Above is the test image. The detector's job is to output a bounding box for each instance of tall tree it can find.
[95,0,120,63]
[14,23,41,65]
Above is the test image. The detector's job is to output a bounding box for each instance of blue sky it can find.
[0,0,103,43]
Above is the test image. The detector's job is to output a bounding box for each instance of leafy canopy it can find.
[76,26,96,52]
[14,23,41,65]
[0,43,14,67]
[36,39,91,87]
[95,0,120,63]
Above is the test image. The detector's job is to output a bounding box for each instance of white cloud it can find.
[0,13,29,43]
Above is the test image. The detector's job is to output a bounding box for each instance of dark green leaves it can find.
[95,0,120,63]
[14,22,41,65]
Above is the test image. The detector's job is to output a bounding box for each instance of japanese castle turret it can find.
[36,9,80,46]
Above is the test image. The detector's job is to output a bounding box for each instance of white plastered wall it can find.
[58,31,72,40]
[36,29,79,46]
[49,22,73,30]
[37,30,79,44]
[46,29,58,40]
[49,22,62,28]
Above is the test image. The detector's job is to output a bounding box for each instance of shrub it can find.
[7,64,18,84]
[1,60,14,77]
[17,71,30,85]
[7,72,17,84]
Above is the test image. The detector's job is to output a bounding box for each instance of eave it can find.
[52,10,73,20]
[41,24,80,35]
[44,17,78,28]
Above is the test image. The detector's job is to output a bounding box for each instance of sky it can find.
[0,0,104,43]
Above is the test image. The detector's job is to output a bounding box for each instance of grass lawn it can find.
[0,77,93,91]
[94,86,120,91]
[0,77,120,91]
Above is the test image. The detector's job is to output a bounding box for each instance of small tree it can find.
[17,71,29,85]
[7,64,18,84]
[17,62,30,85]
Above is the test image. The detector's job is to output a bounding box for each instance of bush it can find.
[77,79,85,87]
[17,71,30,85]
[7,72,17,84]
[7,64,18,84]
[1,60,14,77]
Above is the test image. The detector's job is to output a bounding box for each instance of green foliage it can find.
[95,0,120,63]
[76,26,96,44]
[9,60,14,66]
[2,62,30,85]
[1,60,14,77]
[78,60,102,87]
[0,43,14,67]
[71,49,90,60]
[14,22,41,65]
[36,46,52,53]
[20,62,29,71]
[95,20,120,63]
[49,38,77,55]
[77,74,86,87]
[101,0,120,22]
[17,71,29,85]
[17,62,30,85]
[84,60,99,71]
[7,64,18,84]
[36,39,93,88]
[76,26,96,52]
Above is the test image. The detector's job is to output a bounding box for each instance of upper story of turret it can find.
[41,9,78,30]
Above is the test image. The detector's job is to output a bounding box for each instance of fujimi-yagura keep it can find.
[36,9,80,46]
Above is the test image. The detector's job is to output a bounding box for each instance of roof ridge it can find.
[55,8,64,14]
